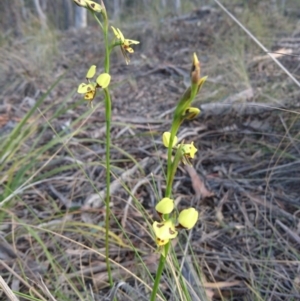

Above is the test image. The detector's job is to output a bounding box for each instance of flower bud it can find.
[182,107,200,120]
[190,53,200,85]
[100,0,108,21]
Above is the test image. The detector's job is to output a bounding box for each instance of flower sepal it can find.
[178,208,198,230]
[162,132,178,148]
[96,73,111,88]
[155,197,174,215]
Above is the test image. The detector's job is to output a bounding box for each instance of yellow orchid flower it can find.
[153,220,178,245]
[77,65,111,105]
[111,26,139,64]
[181,141,197,159]
[178,141,197,165]
[178,208,198,230]
[155,197,174,215]
[73,0,102,12]
[162,132,197,164]
[162,132,178,148]
[77,82,97,100]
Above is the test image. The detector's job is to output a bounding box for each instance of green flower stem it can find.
[103,88,113,287]
[165,125,180,198]
[150,127,183,300]
[152,80,200,299]
[150,242,170,301]
[150,131,175,300]
[94,13,113,287]
[93,12,103,31]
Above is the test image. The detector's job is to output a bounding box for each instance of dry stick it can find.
[0,275,19,301]
[213,0,300,89]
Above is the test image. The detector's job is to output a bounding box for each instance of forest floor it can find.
[1,2,300,301]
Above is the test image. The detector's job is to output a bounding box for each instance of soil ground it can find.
[1,3,300,301]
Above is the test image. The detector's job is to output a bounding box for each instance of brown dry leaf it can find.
[185,165,214,199]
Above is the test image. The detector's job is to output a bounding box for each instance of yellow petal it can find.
[73,0,87,7]
[77,83,95,94]
[155,198,174,214]
[178,208,198,230]
[96,73,111,88]
[162,132,178,148]
[181,142,197,159]
[86,0,102,12]
[84,90,96,100]
[86,65,96,79]
[123,46,134,53]
[156,237,169,246]
[124,39,140,45]
[153,220,178,240]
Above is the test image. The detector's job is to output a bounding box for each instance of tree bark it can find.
[33,0,48,30]
[63,0,73,30]
[75,6,87,29]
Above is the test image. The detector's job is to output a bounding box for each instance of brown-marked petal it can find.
[96,73,111,88]
[178,208,198,229]
[86,0,102,12]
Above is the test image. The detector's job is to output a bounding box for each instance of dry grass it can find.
[1,1,300,300]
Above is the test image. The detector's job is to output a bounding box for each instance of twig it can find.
[0,275,19,301]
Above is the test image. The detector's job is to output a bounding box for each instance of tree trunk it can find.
[63,0,73,30]
[112,0,120,20]
[33,0,48,30]
[174,0,181,14]
[75,6,87,29]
